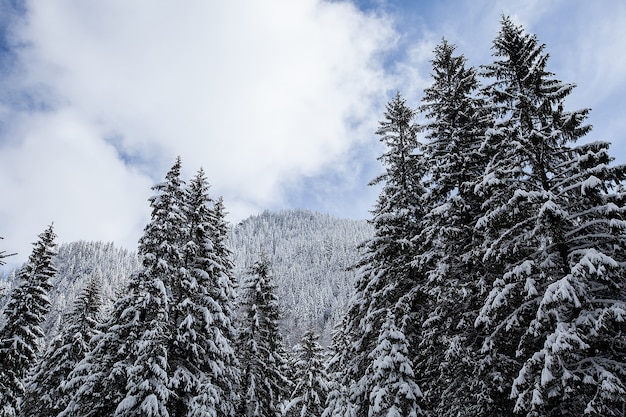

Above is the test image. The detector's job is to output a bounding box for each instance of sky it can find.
[1,0,625,272]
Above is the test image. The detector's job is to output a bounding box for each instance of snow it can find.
[140,394,164,417]
[581,175,602,195]
[524,277,538,298]
[531,388,543,406]
[571,248,618,279]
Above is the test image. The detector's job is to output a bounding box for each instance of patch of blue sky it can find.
[350,0,626,165]
[282,140,384,220]
[101,131,168,183]
[0,0,26,68]
[102,133,140,166]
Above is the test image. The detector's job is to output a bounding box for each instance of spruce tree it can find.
[323,317,355,417]
[237,254,291,417]
[475,16,626,415]
[507,141,626,416]
[367,310,422,417]
[333,92,425,417]
[20,274,102,417]
[63,159,244,417]
[210,196,234,268]
[60,284,142,417]
[0,225,57,417]
[62,158,187,417]
[114,157,190,417]
[285,329,329,417]
[169,168,240,417]
[414,39,492,415]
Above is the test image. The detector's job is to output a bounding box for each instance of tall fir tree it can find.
[60,282,142,417]
[62,158,187,417]
[414,39,492,415]
[210,196,234,267]
[63,159,244,417]
[20,273,103,417]
[285,329,329,417]
[237,254,291,417]
[0,225,57,417]
[115,157,188,417]
[323,317,355,417]
[475,16,626,415]
[170,168,240,417]
[332,92,425,417]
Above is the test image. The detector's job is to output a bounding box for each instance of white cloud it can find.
[0,0,397,269]
[0,109,153,268]
[2,0,624,272]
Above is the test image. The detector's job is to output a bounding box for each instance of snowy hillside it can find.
[0,241,141,341]
[230,209,372,345]
[1,210,372,347]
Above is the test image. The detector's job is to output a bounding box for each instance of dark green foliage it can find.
[474,16,626,416]
[285,329,329,417]
[237,254,291,417]
[0,225,57,417]
[414,39,495,415]
[21,274,102,417]
[331,92,425,417]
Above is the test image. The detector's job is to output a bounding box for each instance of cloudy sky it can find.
[1,0,624,271]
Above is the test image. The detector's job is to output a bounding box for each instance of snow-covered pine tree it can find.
[20,273,102,417]
[0,225,57,417]
[475,16,626,415]
[414,39,492,415]
[60,283,141,417]
[116,157,190,417]
[285,329,329,417]
[323,317,355,417]
[211,196,234,269]
[367,310,422,417]
[117,318,170,417]
[169,168,240,417]
[333,92,425,417]
[507,141,626,416]
[62,158,187,417]
[0,237,16,311]
[237,254,291,417]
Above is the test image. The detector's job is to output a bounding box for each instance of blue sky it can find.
[1,0,624,271]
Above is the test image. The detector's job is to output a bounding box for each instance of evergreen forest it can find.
[0,17,625,417]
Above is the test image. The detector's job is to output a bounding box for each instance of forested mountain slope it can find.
[0,241,141,342]
[1,210,371,347]
[230,209,372,345]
